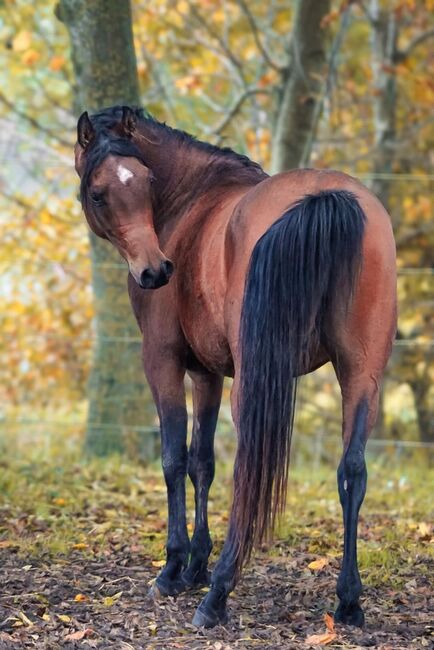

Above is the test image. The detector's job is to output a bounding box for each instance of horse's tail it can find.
[232,189,366,572]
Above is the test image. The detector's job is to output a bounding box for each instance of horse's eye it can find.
[91,191,105,207]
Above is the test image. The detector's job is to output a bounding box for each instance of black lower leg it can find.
[183,407,217,587]
[192,531,237,627]
[335,399,368,627]
[183,375,221,589]
[153,406,190,597]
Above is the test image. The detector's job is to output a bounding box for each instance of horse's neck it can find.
[135,121,265,236]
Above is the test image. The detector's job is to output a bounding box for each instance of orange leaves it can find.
[49,55,66,72]
[73,593,88,602]
[305,612,337,645]
[21,49,40,66]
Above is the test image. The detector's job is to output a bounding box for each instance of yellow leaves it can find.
[408,521,432,541]
[151,559,166,567]
[17,611,34,627]
[103,591,123,607]
[12,30,32,52]
[176,0,188,13]
[57,614,71,623]
[148,623,158,636]
[308,557,329,571]
[52,497,66,506]
[72,542,88,550]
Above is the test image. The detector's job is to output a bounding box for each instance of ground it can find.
[0,450,432,649]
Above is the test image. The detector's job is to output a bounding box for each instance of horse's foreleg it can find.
[192,377,241,627]
[335,376,380,627]
[147,361,190,598]
[182,371,223,589]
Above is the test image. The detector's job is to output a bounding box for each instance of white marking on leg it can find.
[117,164,134,184]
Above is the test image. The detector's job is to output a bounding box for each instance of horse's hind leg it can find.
[333,360,387,626]
[182,370,223,589]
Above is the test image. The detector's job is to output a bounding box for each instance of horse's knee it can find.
[162,453,187,489]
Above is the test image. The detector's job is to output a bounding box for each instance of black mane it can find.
[88,105,265,177]
[80,106,267,230]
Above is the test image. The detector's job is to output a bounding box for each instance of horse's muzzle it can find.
[139,260,174,290]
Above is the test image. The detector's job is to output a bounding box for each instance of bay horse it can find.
[74,105,396,629]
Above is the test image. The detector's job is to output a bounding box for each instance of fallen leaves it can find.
[73,593,88,602]
[308,557,329,571]
[305,612,337,646]
[64,628,94,641]
[103,591,123,607]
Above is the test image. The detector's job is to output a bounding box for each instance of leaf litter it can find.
[0,460,432,648]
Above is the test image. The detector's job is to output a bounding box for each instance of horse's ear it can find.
[121,105,136,137]
[77,111,95,149]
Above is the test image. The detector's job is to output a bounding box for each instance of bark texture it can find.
[57,0,157,456]
[271,0,331,173]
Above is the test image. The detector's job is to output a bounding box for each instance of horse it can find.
[74,105,397,629]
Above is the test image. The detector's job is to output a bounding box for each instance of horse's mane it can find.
[81,106,267,229]
[89,105,266,181]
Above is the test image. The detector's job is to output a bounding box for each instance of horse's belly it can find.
[183,311,234,376]
[177,211,234,376]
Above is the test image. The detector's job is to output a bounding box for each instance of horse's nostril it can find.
[162,260,174,278]
[139,268,154,288]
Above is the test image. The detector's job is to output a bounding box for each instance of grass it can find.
[0,435,432,578]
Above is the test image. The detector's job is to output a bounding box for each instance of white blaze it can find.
[117,164,134,184]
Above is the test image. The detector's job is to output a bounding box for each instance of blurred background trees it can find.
[0,0,432,462]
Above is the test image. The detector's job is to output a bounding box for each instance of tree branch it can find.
[210,87,274,137]
[235,0,285,72]
[187,1,247,87]
[395,28,434,61]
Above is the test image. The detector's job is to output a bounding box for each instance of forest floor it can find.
[0,448,432,649]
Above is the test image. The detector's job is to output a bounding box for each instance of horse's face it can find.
[75,111,174,290]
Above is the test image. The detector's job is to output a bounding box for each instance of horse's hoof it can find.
[181,567,211,590]
[148,577,185,599]
[192,604,228,629]
[334,602,365,627]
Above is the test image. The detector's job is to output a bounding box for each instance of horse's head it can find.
[74,107,173,290]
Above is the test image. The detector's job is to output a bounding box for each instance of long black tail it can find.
[232,189,366,571]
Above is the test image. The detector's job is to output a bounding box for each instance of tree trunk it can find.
[409,378,433,444]
[57,0,157,456]
[370,2,398,209]
[271,0,331,173]
[369,2,433,445]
